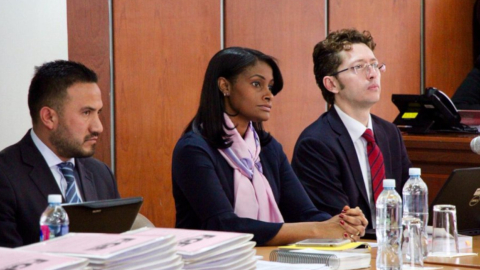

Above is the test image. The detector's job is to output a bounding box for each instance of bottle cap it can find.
[383,179,396,188]
[48,194,62,203]
[409,168,421,176]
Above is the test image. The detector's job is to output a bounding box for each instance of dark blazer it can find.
[0,131,120,247]
[452,56,480,110]
[291,108,411,228]
[172,130,331,246]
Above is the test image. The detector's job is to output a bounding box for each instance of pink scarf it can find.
[219,114,284,223]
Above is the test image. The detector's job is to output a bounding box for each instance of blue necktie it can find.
[58,162,81,203]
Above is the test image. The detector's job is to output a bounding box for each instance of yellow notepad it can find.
[279,241,371,252]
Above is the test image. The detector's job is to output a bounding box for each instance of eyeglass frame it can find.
[329,62,386,76]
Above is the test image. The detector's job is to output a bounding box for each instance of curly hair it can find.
[313,29,376,106]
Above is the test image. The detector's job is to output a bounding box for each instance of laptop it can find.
[429,167,480,236]
[62,196,143,233]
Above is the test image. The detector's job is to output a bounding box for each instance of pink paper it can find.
[129,228,252,253]
[0,247,87,269]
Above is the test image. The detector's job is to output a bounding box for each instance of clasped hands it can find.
[337,205,368,242]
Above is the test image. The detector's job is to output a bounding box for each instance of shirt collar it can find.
[30,129,75,167]
[334,104,373,142]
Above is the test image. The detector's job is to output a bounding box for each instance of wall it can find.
[425,0,476,93]
[0,0,68,150]
[225,0,326,159]
[329,0,422,122]
[67,0,112,167]
[113,0,221,226]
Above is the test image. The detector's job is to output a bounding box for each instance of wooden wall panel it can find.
[329,0,422,122]
[67,0,111,167]
[225,0,326,159]
[113,0,220,227]
[425,0,476,98]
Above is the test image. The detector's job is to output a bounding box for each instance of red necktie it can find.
[362,129,385,202]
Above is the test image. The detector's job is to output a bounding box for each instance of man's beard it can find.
[50,123,98,158]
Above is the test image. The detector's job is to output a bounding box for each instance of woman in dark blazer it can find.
[172,47,367,246]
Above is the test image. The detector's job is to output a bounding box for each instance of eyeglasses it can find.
[330,62,386,76]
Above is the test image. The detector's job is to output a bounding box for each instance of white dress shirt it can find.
[334,105,376,227]
[30,129,83,201]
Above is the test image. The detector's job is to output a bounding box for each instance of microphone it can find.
[470,136,480,154]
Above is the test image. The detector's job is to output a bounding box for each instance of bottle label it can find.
[39,224,69,242]
[61,225,69,236]
[39,225,50,241]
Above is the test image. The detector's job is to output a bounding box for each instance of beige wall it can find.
[0,0,68,150]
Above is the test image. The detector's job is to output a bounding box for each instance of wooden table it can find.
[423,235,480,269]
[403,133,480,204]
[256,236,480,269]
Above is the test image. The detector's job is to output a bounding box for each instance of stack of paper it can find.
[127,227,256,270]
[0,247,88,270]
[19,233,183,270]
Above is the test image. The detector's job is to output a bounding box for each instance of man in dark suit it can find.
[292,29,411,228]
[0,60,120,247]
[452,55,480,109]
[452,0,480,109]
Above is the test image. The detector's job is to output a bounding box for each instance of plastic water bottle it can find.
[376,179,403,270]
[402,168,429,257]
[39,194,69,241]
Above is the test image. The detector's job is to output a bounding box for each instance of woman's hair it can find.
[184,47,283,149]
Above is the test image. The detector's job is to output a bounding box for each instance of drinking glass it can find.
[401,216,424,268]
[431,204,459,256]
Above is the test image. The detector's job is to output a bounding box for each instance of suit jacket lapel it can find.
[19,132,61,200]
[328,108,370,205]
[76,159,97,201]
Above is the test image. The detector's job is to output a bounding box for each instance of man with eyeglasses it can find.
[292,29,411,229]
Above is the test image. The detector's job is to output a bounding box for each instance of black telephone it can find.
[392,87,478,134]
